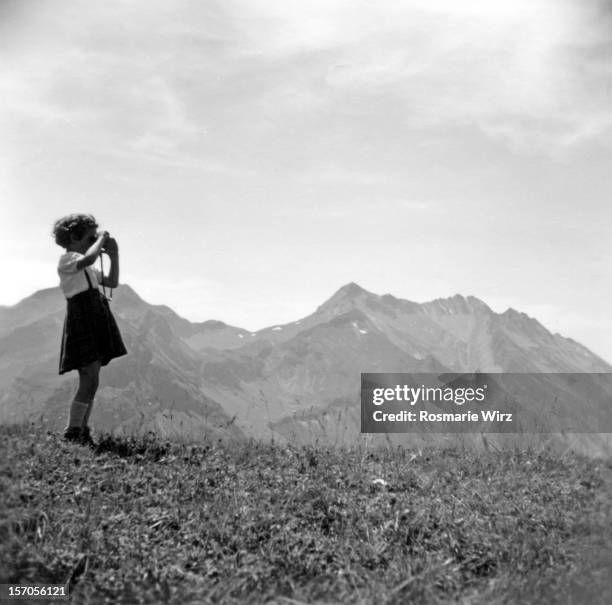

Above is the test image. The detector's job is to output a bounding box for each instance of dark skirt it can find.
[59,289,128,375]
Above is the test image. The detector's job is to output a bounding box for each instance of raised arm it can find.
[76,231,109,270]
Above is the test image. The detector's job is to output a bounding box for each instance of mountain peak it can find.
[336,282,370,297]
[424,294,492,315]
[112,283,145,305]
[500,307,547,331]
[7,287,62,309]
[465,295,492,310]
[314,282,373,316]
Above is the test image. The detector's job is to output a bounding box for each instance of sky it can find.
[1,0,611,362]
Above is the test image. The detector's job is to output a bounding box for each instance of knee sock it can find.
[84,400,94,427]
[67,399,89,429]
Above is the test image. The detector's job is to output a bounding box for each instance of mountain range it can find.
[0,282,610,454]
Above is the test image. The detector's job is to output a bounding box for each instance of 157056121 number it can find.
[0,585,69,600]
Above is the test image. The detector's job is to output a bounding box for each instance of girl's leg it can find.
[66,361,101,429]
[83,361,101,426]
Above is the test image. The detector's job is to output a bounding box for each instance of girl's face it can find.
[70,227,98,253]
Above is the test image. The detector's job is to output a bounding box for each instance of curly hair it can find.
[52,214,98,248]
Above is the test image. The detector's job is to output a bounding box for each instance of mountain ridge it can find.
[1,281,605,360]
[0,281,610,452]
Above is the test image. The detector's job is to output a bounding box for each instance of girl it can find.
[53,214,128,446]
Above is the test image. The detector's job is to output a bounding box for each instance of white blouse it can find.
[57,251,102,299]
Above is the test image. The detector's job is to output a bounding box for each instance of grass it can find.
[0,423,611,604]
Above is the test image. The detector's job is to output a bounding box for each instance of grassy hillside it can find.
[1,424,611,604]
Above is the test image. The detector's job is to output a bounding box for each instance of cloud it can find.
[226,0,612,154]
[1,0,611,169]
[0,1,235,165]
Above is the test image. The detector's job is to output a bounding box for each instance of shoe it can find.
[63,426,83,444]
[81,426,96,448]
[63,426,95,448]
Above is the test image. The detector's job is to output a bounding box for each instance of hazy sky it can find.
[1,0,611,362]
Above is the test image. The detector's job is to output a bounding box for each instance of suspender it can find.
[83,261,112,301]
[83,269,95,291]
